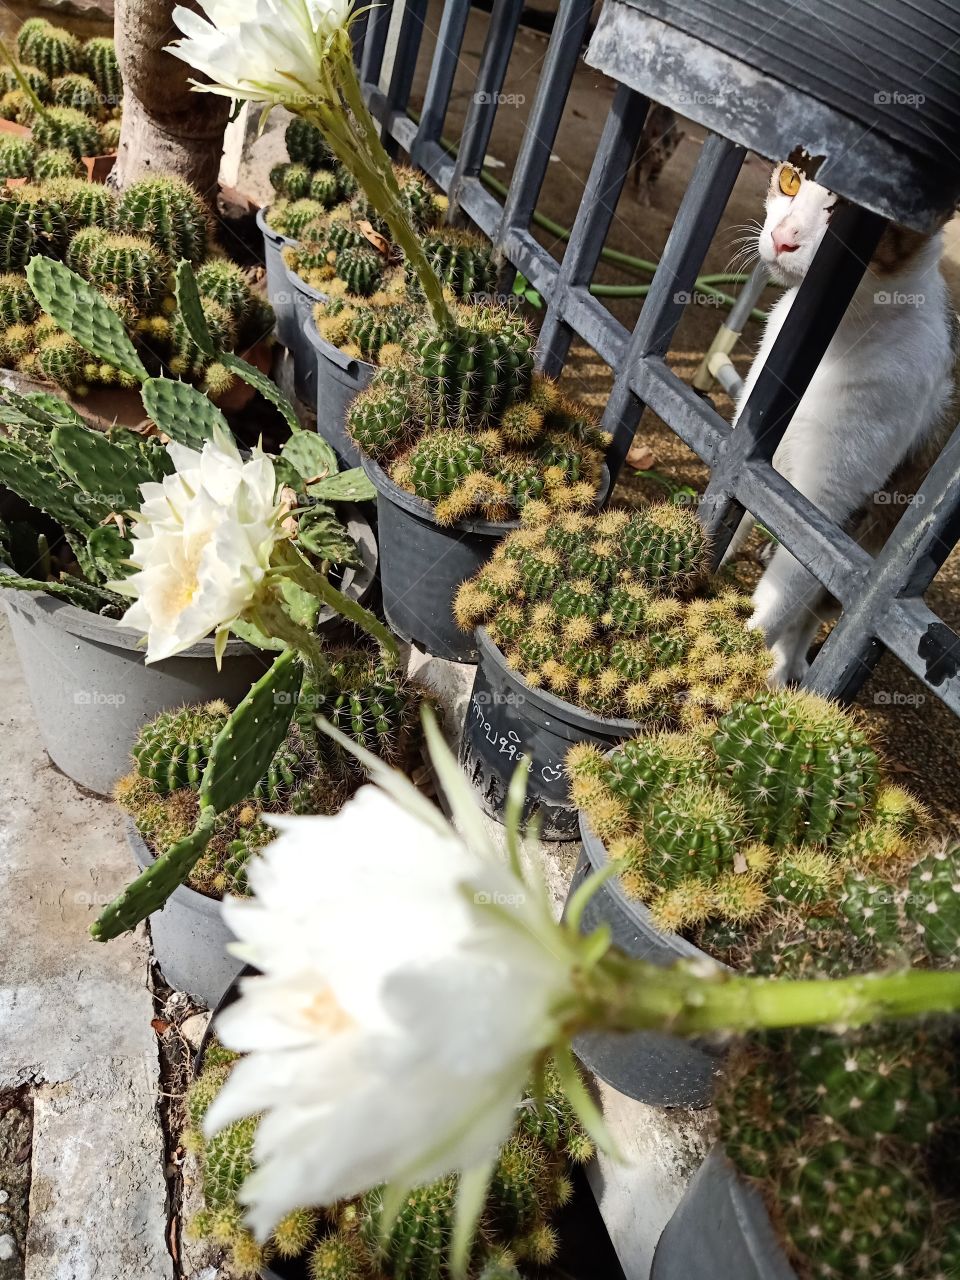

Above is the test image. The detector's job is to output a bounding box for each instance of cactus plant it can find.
[712,689,881,849]
[417,306,534,430]
[51,72,105,118]
[266,197,329,239]
[0,62,50,105]
[32,106,101,159]
[55,177,117,230]
[285,116,334,169]
[117,176,211,265]
[0,273,38,326]
[0,136,36,178]
[33,147,83,181]
[18,19,82,81]
[418,230,497,299]
[332,240,385,297]
[83,36,122,105]
[314,296,418,363]
[347,374,419,459]
[83,232,170,313]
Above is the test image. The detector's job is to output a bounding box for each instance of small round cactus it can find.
[333,241,385,297]
[419,229,497,298]
[404,429,487,502]
[347,378,419,459]
[83,36,122,106]
[0,135,36,178]
[0,273,38,326]
[132,701,229,794]
[32,105,101,159]
[903,844,960,961]
[56,177,118,230]
[117,176,211,265]
[285,116,333,169]
[84,232,171,313]
[416,306,534,430]
[51,72,105,119]
[18,19,82,81]
[33,147,83,181]
[622,505,710,588]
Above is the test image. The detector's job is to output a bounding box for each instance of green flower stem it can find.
[0,37,50,121]
[299,32,453,331]
[569,950,960,1039]
[273,539,400,668]
[249,591,332,689]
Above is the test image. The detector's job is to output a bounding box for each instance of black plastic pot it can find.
[651,1147,796,1279]
[285,264,328,404]
[256,206,298,349]
[566,812,727,1106]
[359,457,517,661]
[361,458,611,663]
[304,314,373,468]
[459,628,639,840]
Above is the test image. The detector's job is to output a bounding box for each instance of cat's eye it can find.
[778,166,801,197]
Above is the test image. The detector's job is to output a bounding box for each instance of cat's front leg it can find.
[749,544,830,685]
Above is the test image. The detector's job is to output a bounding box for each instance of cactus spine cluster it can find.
[117,176,211,265]
[454,503,768,719]
[5,23,119,135]
[185,1051,593,1279]
[17,19,82,81]
[32,106,101,159]
[566,685,930,937]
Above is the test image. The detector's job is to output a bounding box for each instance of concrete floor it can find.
[0,614,171,1280]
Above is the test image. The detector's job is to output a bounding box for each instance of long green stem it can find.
[571,951,960,1039]
[249,591,332,689]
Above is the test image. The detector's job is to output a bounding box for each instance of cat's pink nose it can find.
[772,228,799,255]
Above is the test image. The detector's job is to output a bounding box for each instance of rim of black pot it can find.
[304,310,374,378]
[283,259,329,305]
[255,203,298,248]
[361,454,612,537]
[0,504,375,655]
[474,625,641,734]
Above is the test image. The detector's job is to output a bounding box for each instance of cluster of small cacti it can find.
[2,21,121,151]
[0,174,272,396]
[117,705,357,898]
[454,502,769,716]
[268,116,348,212]
[314,292,421,363]
[348,310,609,523]
[566,686,932,935]
[184,1049,593,1279]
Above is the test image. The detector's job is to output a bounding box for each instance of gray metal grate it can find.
[353,0,960,714]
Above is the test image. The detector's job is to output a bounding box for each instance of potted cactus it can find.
[3,21,123,179]
[453,502,770,837]
[259,116,352,354]
[651,847,960,1278]
[0,257,377,794]
[185,1032,595,1280]
[564,686,930,1104]
[114,649,426,1004]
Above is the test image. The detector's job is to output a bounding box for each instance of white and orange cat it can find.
[727,159,958,686]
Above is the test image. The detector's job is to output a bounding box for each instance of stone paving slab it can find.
[0,615,170,1279]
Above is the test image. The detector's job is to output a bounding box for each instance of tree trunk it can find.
[113,0,230,196]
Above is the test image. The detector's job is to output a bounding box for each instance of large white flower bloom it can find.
[169,0,352,103]
[116,429,283,662]
[205,781,575,1242]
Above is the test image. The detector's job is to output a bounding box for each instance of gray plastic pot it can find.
[285,264,328,404]
[362,458,611,663]
[459,628,639,840]
[256,206,298,349]
[566,812,727,1106]
[651,1147,796,1279]
[129,822,242,1009]
[304,313,373,468]
[0,506,377,796]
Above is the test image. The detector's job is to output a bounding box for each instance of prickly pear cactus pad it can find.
[566,683,934,944]
[453,502,767,721]
[184,1049,593,1279]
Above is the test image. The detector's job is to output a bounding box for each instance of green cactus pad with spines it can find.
[284,116,333,168]
[0,437,92,533]
[0,135,36,178]
[51,72,104,118]
[200,650,303,816]
[141,377,228,448]
[0,273,38,325]
[27,255,149,380]
[132,703,228,794]
[711,689,880,849]
[18,20,82,81]
[84,232,170,313]
[904,845,960,961]
[32,105,100,158]
[405,430,486,501]
[33,147,82,180]
[417,309,534,430]
[117,176,211,265]
[83,36,122,105]
[50,424,146,512]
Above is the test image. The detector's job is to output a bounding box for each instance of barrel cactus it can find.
[347,376,419,459]
[132,702,230,794]
[18,19,82,81]
[83,232,171,313]
[32,106,101,159]
[419,229,497,298]
[416,306,534,430]
[56,177,118,230]
[51,72,104,118]
[83,36,122,105]
[285,115,333,169]
[0,273,38,326]
[33,147,83,181]
[0,136,36,178]
[117,176,211,265]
